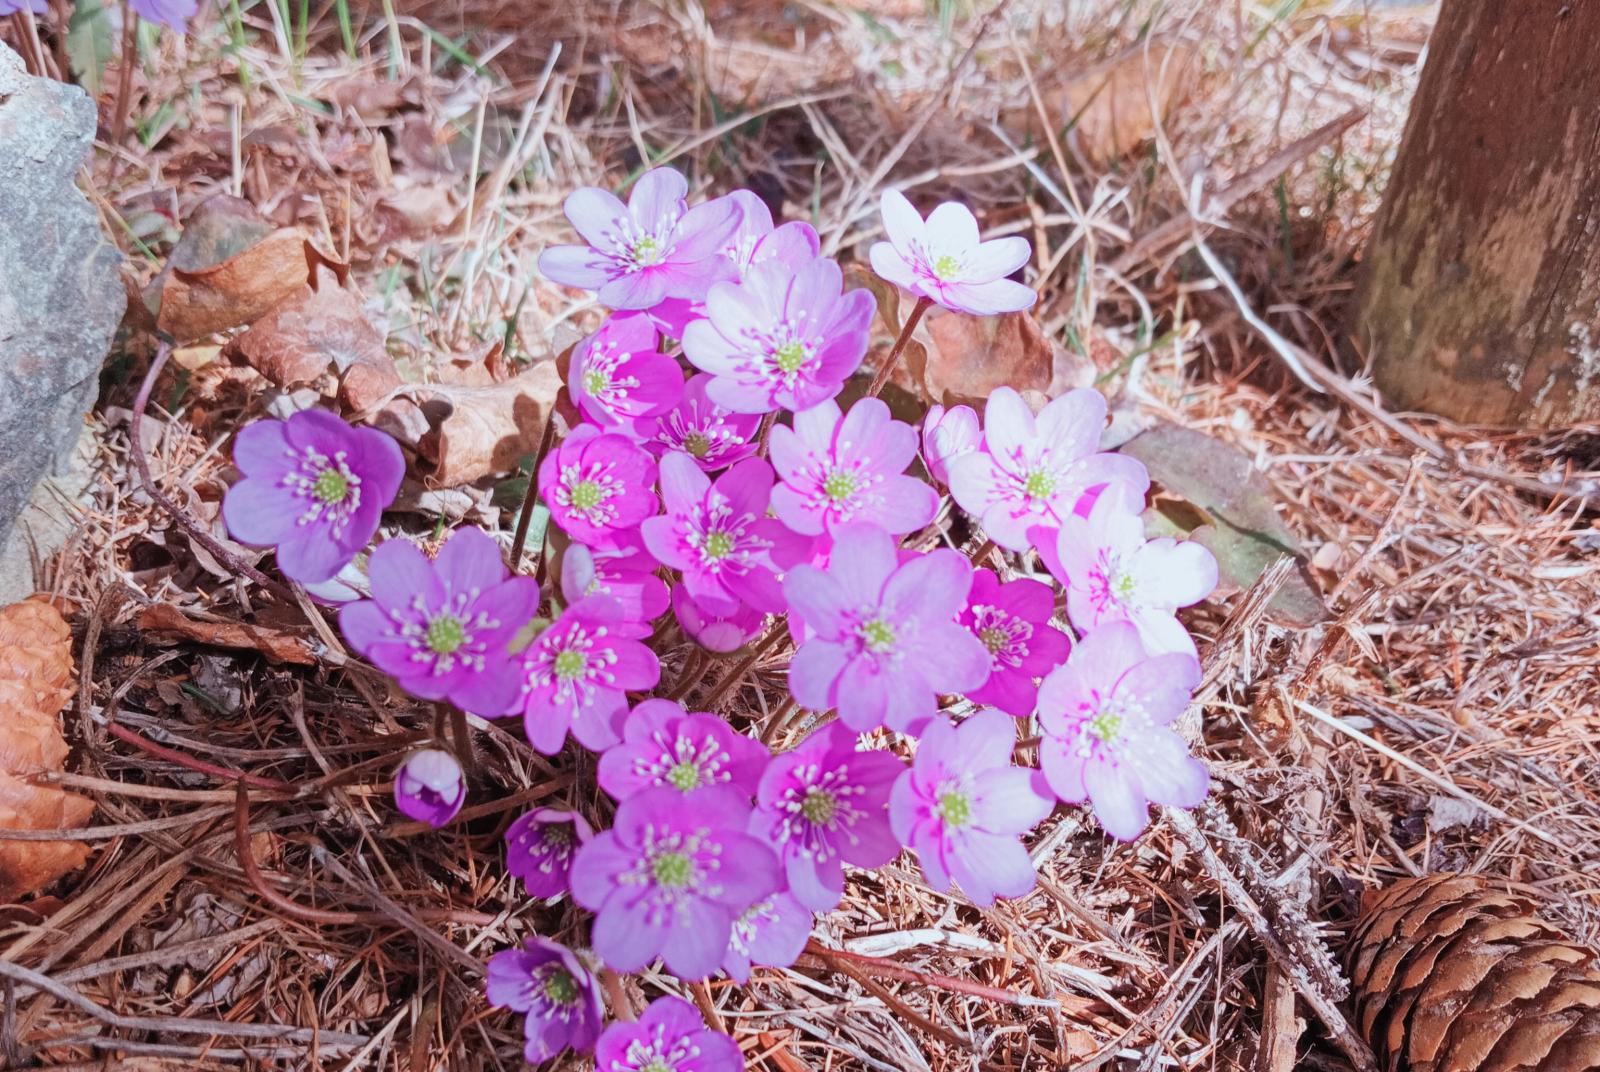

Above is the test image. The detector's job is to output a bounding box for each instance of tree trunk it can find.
[1351,0,1600,427]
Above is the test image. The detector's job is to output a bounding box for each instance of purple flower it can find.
[959,569,1073,718]
[947,387,1148,552]
[505,807,594,899]
[869,190,1035,316]
[769,397,937,537]
[486,937,605,1063]
[635,374,762,472]
[673,585,765,654]
[598,700,769,801]
[517,596,661,754]
[1035,623,1207,841]
[537,167,742,309]
[683,258,875,414]
[783,524,989,733]
[339,529,539,716]
[1044,488,1216,657]
[571,787,781,978]
[130,0,197,30]
[722,891,813,983]
[641,453,804,614]
[922,403,981,485]
[223,409,404,584]
[888,710,1051,905]
[594,995,745,1072]
[393,749,465,827]
[568,313,684,428]
[538,425,659,545]
[0,0,47,14]
[751,723,902,911]
[559,533,668,637]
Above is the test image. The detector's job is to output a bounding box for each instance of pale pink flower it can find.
[634,374,762,472]
[869,190,1035,316]
[769,397,937,537]
[921,403,982,485]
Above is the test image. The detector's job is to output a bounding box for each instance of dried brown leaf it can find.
[919,307,1057,404]
[224,281,401,414]
[411,361,563,486]
[136,605,318,666]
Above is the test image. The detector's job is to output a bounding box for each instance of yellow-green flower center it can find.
[426,614,466,655]
[1023,470,1056,500]
[632,235,663,265]
[651,850,693,888]
[583,368,610,396]
[1089,710,1123,744]
[822,470,856,502]
[542,824,573,849]
[312,468,350,504]
[1113,571,1137,599]
[773,340,808,374]
[683,432,711,458]
[937,790,972,827]
[666,761,703,791]
[639,1061,673,1072]
[979,626,1009,655]
[859,618,896,654]
[568,480,604,510]
[702,531,735,560]
[542,968,579,1005]
[800,787,838,825]
[932,253,962,280]
[553,649,587,681]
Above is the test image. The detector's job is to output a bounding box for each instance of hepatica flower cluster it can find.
[222,167,1221,1067]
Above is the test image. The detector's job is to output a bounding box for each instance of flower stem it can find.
[111,4,138,150]
[600,969,635,1021]
[509,415,559,573]
[867,295,933,398]
[665,648,707,703]
[446,704,476,780]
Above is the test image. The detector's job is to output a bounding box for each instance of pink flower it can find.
[486,937,605,1063]
[947,387,1149,552]
[634,374,762,472]
[683,258,875,414]
[538,425,659,545]
[570,787,781,978]
[751,723,903,911]
[888,710,1051,905]
[517,596,661,754]
[722,891,812,983]
[567,313,683,428]
[559,533,668,638]
[783,524,990,733]
[537,167,742,309]
[223,409,404,584]
[593,995,745,1072]
[339,529,539,716]
[1035,623,1207,841]
[505,807,594,899]
[769,397,937,537]
[1043,488,1216,656]
[131,0,197,30]
[869,190,1035,316]
[641,453,804,614]
[393,749,466,827]
[959,569,1073,717]
[672,585,765,653]
[598,699,769,801]
[921,403,982,485]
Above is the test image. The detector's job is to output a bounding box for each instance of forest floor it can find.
[4,0,1600,1069]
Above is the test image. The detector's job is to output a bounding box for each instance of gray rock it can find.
[0,43,124,559]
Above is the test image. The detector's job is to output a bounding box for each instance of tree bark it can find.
[1351,0,1600,427]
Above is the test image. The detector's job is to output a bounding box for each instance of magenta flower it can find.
[594,995,745,1072]
[559,533,668,637]
[538,425,659,545]
[682,258,875,414]
[537,167,742,310]
[921,403,982,485]
[750,723,903,911]
[635,374,762,472]
[393,749,465,827]
[1045,488,1217,657]
[517,596,661,754]
[769,397,937,537]
[783,524,990,733]
[888,710,1051,905]
[570,787,781,978]
[672,585,765,654]
[223,409,404,584]
[869,190,1035,316]
[339,529,539,716]
[568,313,683,428]
[722,891,813,983]
[959,569,1073,718]
[505,807,594,899]
[641,453,804,615]
[947,387,1149,552]
[598,700,769,801]
[486,937,605,1063]
[131,0,197,30]
[1035,622,1207,841]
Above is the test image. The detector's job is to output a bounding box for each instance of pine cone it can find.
[1348,873,1600,1072]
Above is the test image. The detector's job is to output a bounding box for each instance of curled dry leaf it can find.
[410,361,564,487]
[0,599,93,900]
[136,604,318,666]
[919,307,1060,405]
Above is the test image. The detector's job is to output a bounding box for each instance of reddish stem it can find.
[108,721,296,793]
[867,295,932,397]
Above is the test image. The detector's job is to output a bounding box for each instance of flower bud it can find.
[394,749,465,827]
